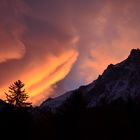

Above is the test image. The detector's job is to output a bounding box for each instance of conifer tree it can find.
[5,80,32,107]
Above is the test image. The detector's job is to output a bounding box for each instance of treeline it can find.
[31,92,140,140]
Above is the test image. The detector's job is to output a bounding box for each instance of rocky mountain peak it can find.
[127,48,140,62]
[41,49,140,110]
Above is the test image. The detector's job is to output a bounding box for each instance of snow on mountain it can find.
[40,49,140,110]
[41,91,73,109]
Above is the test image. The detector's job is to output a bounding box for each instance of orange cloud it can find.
[0,41,25,63]
[0,49,78,105]
[29,50,78,105]
[26,49,78,105]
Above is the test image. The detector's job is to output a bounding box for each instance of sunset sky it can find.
[0,0,140,105]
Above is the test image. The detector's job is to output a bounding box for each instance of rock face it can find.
[41,48,140,110]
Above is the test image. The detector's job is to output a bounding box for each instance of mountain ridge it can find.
[40,48,140,110]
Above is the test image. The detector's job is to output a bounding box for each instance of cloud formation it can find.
[0,0,140,105]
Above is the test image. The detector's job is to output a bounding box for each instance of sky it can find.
[0,0,140,105]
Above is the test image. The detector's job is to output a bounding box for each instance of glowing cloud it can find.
[28,50,78,104]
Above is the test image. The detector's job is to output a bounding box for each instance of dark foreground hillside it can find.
[0,98,140,140]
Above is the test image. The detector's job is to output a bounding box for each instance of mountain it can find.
[30,48,140,140]
[40,48,140,110]
[1,49,140,140]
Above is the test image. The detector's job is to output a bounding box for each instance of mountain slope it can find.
[41,48,140,110]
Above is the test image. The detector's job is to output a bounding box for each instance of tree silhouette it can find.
[5,80,32,107]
